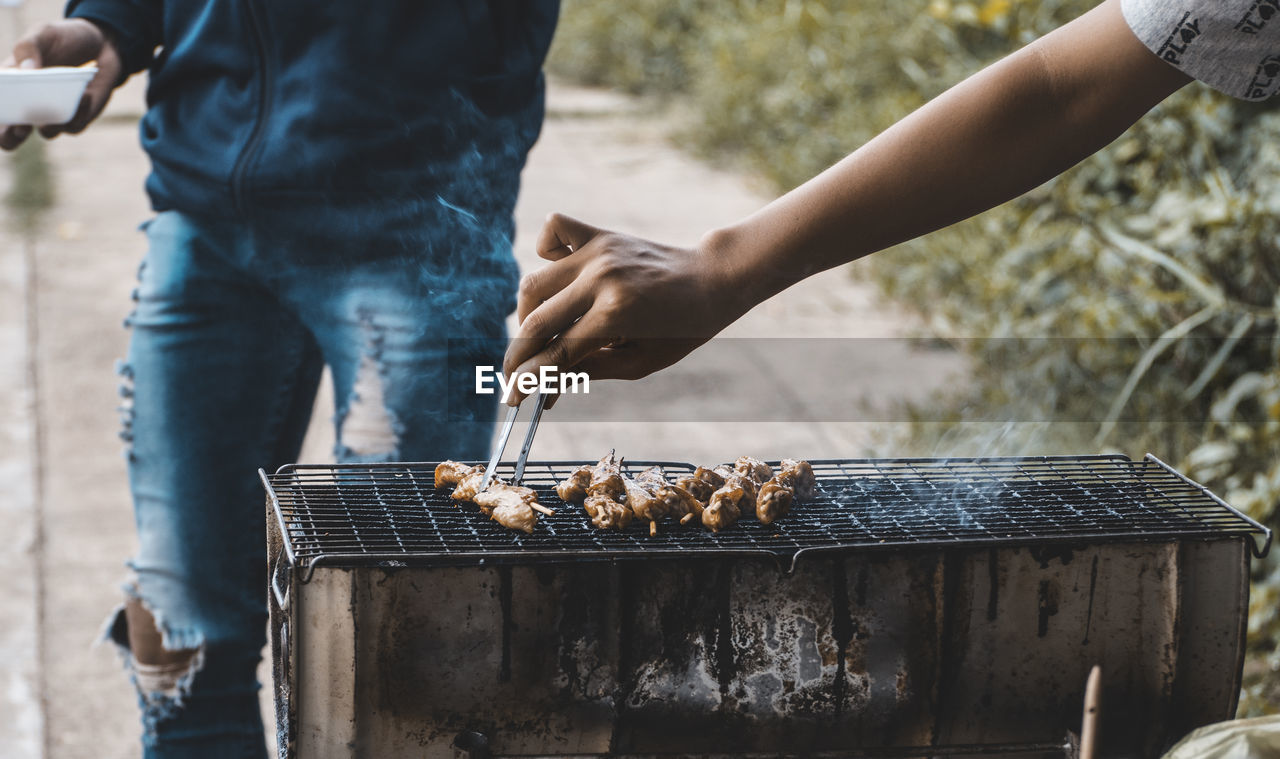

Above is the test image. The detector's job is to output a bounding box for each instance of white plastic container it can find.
[0,66,98,126]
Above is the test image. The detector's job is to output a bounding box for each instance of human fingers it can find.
[0,125,32,151]
[516,256,585,325]
[503,317,615,406]
[40,33,121,139]
[15,19,105,68]
[9,29,48,141]
[503,282,595,376]
[536,212,602,261]
[40,94,89,139]
[10,25,50,69]
[61,44,122,134]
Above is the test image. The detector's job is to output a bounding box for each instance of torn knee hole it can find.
[118,596,205,704]
[124,596,200,667]
[336,328,403,458]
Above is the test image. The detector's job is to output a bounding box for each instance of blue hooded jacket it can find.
[64,0,559,262]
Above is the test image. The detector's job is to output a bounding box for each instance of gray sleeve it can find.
[1121,0,1280,100]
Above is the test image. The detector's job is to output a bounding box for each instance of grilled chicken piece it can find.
[584,493,633,529]
[654,481,704,525]
[587,451,625,500]
[624,466,672,536]
[754,481,790,524]
[556,465,592,503]
[674,466,726,503]
[713,464,759,498]
[703,488,743,532]
[434,461,552,533]
[449,466,487,502]
[557,452,623,504]
[785,458,816,499]
[634,466,668,492]
[568,452,636,531]
[755,458,815,525]
[702,465,758,532]
[623,477,665,534]
[473,483,546,534]
[734,456,773,485]
[434,460,478,489]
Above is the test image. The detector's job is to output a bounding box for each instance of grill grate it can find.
[263,454,1270,579]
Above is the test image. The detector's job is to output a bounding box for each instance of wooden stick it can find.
[680,513,695,525]
[1080,665,1102,759]
[531,503,554,516]
[649,521,658,537]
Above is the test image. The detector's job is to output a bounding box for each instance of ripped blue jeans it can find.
[110,209,514,757]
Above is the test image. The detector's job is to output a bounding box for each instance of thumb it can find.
[11,29,49,69]
[536,212,603,261]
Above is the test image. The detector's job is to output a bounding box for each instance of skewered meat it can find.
[556,465,592,503]
[623,476,665,535]
[433,460,551,533]
[655,482,704,525]
[584,493,633,529]
[556,452,624,505]
[784,458,816,499]
[434,460,476,488]
[443,454,812,535]
[702,465,758,533]
[622,466,674,536]
[674,466,726,503]
[451,467,488,503]
[587,451,625,500]
[434,460,487,502]
[702,488,742,532]
[734,456,773,485]
[756,458,816,525]
[564,451,635,530]
[473,483,550,534]
[634,466,668,492]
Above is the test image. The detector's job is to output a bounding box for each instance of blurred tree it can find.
[6,138,53,236]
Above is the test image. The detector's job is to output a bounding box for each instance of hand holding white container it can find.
[0,65,98,126]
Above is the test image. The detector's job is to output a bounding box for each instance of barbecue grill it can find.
[262,454,1270,759]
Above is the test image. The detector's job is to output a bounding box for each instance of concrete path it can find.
[0,14,961,757]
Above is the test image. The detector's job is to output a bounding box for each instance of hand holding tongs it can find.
[480,390,547,491]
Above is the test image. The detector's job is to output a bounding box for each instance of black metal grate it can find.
[263,454,1270,578]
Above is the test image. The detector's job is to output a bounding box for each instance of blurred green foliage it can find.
[6,138,54,235]
[553,0,1280,713]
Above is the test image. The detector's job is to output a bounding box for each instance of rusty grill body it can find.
[262,455,1269,758]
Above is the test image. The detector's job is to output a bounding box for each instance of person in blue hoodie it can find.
[2,2,559,757]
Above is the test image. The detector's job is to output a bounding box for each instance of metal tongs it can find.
[479,390,547,491]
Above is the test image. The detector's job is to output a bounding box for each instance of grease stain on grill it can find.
[1082,554,1099,645]
[1031,544,1075,568]
[712,562,735,701]
[987,548,1000,622]
[1037,579,1060,638]
[830,559,854,717]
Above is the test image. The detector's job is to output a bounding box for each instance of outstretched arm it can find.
[504,0,1190,403]
[1,0,163,150]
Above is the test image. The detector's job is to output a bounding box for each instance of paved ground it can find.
[0,9,961,756]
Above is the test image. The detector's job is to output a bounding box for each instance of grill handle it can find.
[271,546,291,610]
[1145,453,1273,559]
